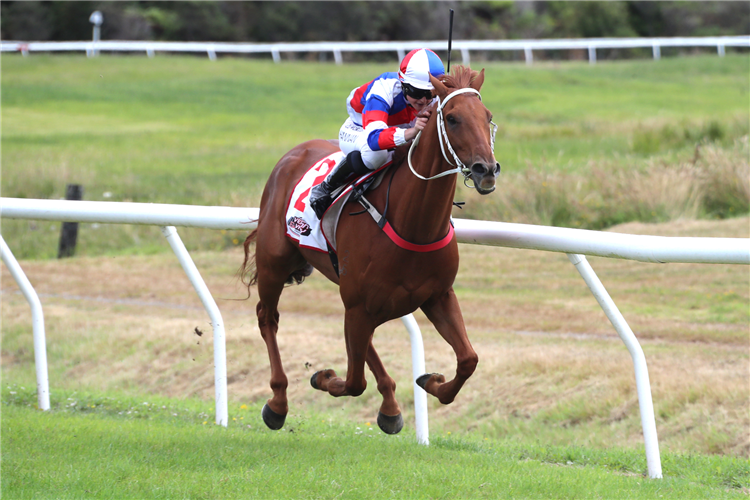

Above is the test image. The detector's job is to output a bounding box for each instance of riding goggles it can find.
[402,82,433,101]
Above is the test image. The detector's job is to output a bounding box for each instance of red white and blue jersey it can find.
[345,72,434,152]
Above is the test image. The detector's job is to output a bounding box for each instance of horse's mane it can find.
[440,65,480,90]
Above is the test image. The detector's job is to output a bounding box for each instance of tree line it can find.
[2,1,747,63]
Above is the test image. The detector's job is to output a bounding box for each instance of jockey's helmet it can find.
[398,49,445,97]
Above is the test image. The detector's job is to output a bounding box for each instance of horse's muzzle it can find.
[470,161,501,195]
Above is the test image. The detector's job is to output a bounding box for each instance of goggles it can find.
[402,82,433,101]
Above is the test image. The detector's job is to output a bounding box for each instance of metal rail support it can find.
[567,253,662,479]
[0,236,50,411]
[160,226,228,427]
[401,314,429,445]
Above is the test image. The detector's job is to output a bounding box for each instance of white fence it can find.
[2,197,749,479]
[2,36,748,65]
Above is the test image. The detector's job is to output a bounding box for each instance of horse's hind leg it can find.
[365,342,404,434]
[417,288,478,405]
[255,265,293,430]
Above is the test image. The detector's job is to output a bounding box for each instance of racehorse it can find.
[240,65,500,434]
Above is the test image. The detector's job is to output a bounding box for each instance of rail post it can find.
[567,253,662,478]
[401,314,429,445]
[0,236,50,411]
[58,184,83,259]
[160,226,228,427]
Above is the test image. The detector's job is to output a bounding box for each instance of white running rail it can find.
[2,36,748,65]
[2,197,748,478]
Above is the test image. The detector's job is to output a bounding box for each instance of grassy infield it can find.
[2,54,749,498]
[3,389,747,499]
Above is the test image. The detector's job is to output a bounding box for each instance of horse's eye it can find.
[446,115,457,126]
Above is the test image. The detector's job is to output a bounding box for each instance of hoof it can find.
[261,403,286,430]
[310,369,335,391]
[377,411,404,435]
[416,373,441,390]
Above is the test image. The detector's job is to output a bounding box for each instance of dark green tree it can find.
[1,1,53,40]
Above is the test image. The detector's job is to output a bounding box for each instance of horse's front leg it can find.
[311,307,373,398]
[417,287,478,405]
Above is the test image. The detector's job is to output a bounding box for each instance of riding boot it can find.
[309,155,357,219]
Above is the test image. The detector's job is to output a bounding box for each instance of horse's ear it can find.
[430,74,449,100]
[470,69,485,92]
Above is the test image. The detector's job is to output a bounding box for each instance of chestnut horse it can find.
[240,66,500,434]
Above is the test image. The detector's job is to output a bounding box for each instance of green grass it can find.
[3,386,747,499]
[1,53,748,258]
[2,54,747,497]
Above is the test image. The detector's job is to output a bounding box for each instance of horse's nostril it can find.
[471,163,487,175]
[494,163,501,175]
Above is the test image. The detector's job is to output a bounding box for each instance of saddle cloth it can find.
[284,151,387,254]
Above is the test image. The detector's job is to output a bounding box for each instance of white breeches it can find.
[338,118,393,171]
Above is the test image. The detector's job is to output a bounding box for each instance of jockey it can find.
[309,48,446,219]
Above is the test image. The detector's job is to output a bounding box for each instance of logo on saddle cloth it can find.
[286,216,311,237]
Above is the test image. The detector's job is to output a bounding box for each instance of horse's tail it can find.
[237,229,259,298]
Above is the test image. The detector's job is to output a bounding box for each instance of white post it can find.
[397,48,405,62]
[588,45,597,64]
[523,47,533,65]
[333,49,343,65]
[652,44,661,60]
[460,48,470,65]
[718,44,725,57]
[272,49,281,63]
[567,254,662,479]
[207,46,217,61]
[160,226,228,427]
[89,11,103,57]
[401,314,429,445]
[0,236,50,411]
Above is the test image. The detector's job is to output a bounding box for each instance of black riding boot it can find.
[309,155,356,219]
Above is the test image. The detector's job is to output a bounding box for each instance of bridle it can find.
[407,87,498,182]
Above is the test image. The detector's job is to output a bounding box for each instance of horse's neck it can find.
[388,134,456,244]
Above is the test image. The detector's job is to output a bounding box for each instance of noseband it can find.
[407,87,498,182]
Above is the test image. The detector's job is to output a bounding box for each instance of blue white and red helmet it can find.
[398,48,445,91]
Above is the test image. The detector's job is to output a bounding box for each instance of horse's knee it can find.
[457,352,478,379]
[346,378,367,397]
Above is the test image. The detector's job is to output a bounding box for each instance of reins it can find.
[407,87,498,182]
